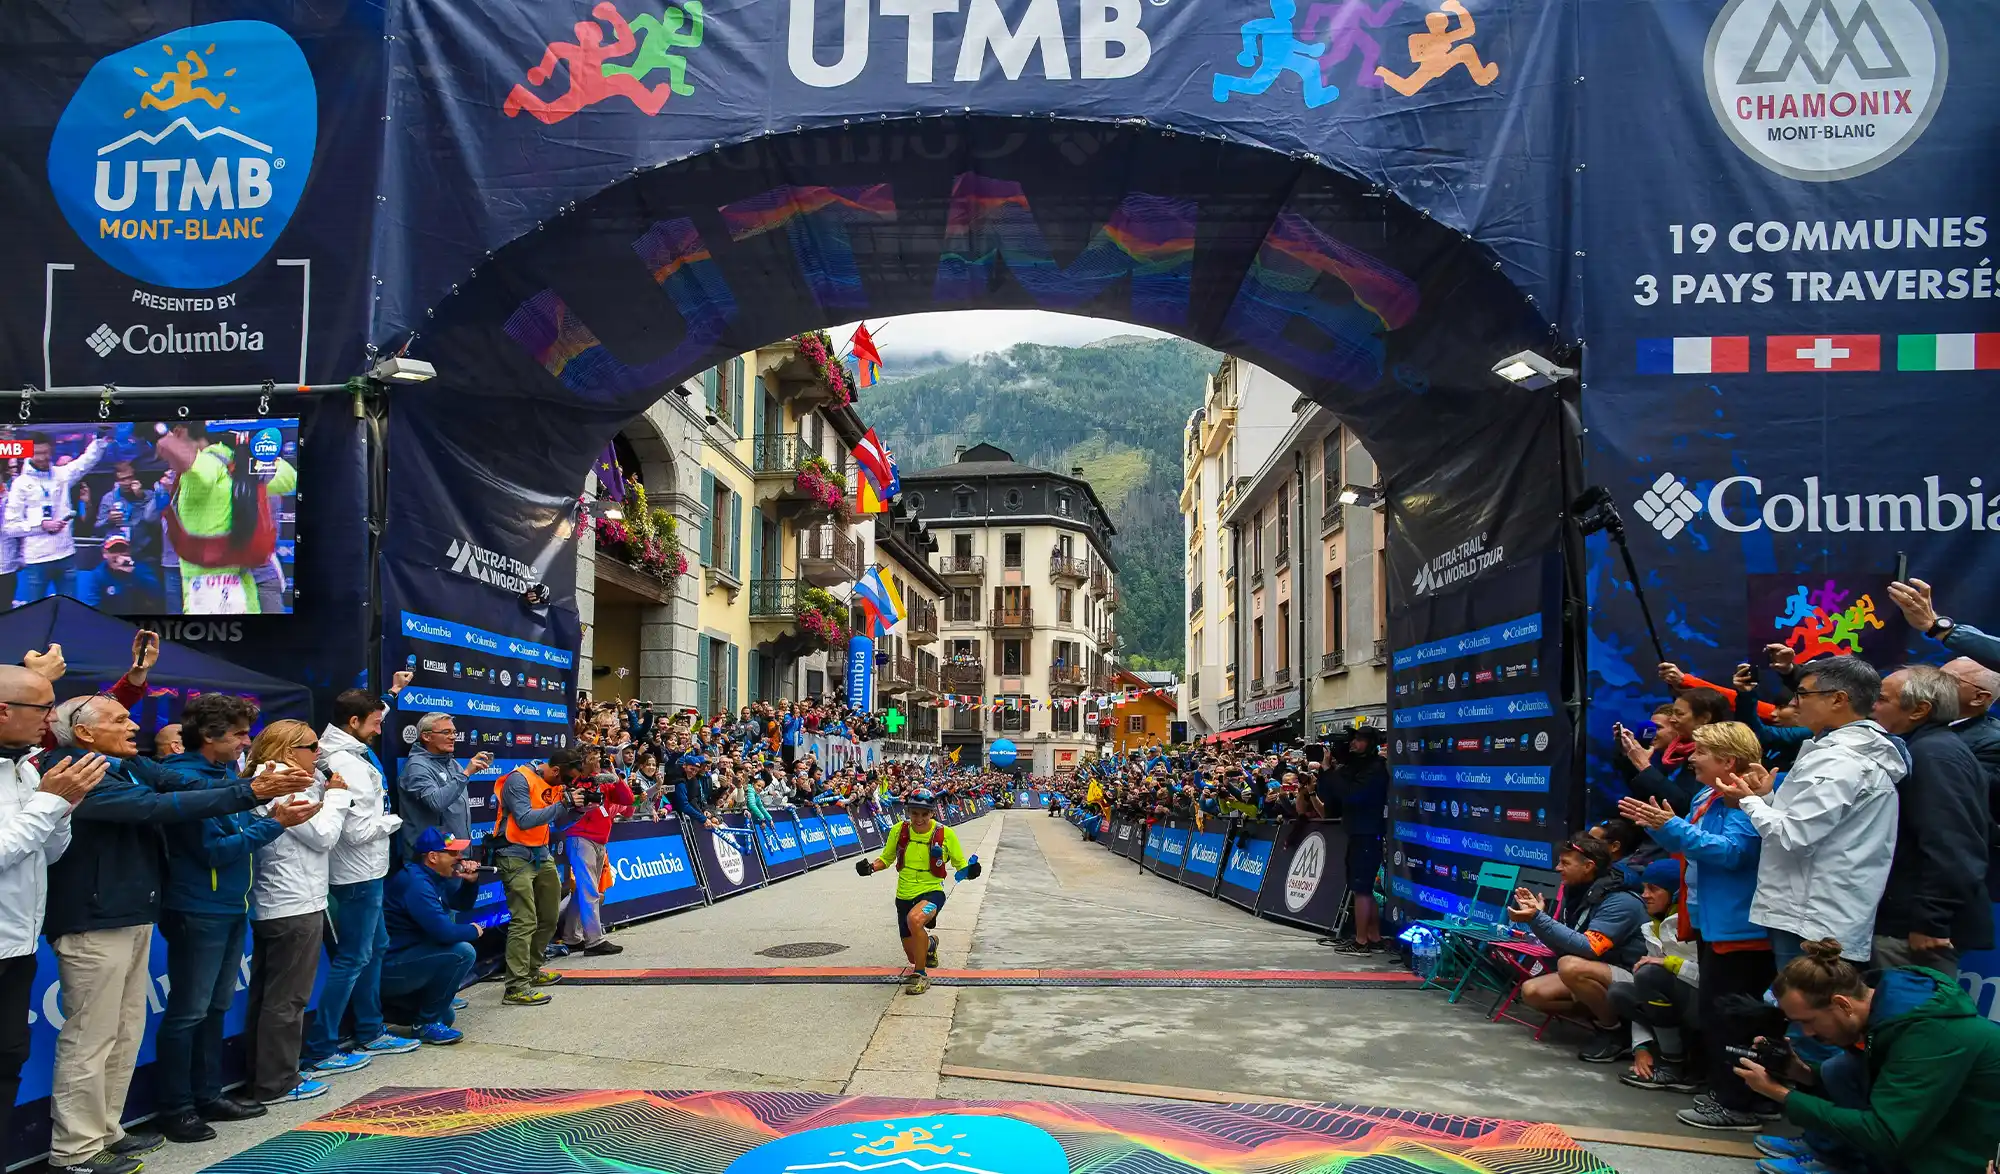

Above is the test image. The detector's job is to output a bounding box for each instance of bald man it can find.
[1943,657,2000,901]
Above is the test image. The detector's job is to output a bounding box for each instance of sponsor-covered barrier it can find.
[693,814,766,902]
[598,818,706,923]
[1094,815,1351,937]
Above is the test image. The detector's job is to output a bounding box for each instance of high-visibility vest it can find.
[494,766,561,847]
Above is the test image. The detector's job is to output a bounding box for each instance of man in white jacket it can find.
[300,685,416,1076]
[3,429,109,603]
[1710,655,1906,968]
[0,662,106,1155]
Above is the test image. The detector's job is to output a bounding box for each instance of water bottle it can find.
[1411,929,1440,980]
[954,854,980,882]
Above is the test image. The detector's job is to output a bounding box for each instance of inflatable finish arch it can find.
[3,0,1996,922]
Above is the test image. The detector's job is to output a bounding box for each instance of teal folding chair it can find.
[1414,862,1520,1003]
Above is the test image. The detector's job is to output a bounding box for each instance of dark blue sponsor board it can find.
[1113,817,1144,862]
[795,810,838,868]
[693,815,766,901]
[1391,821,1554,868]
[756,814,808,880]
[599,822,704,922]
[1179,824,1230,896]
[1145,822,1190,884]
[1255,821,1349,933]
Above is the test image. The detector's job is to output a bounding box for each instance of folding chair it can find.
[1484,879,1586,1037]
[1414,862,1519,1004]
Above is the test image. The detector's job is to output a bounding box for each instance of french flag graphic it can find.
[1636,336,1751,375]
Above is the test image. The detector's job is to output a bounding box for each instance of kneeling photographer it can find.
[1735,939,2000,1174]
[381,828,487,1045]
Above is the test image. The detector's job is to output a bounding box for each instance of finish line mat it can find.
[200,1087,1613,1174]
[551,967,1427,989]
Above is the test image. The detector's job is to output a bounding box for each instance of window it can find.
[953,533,972,559]
[955,490,972,515]
[1127,714,1145,733]
[709,481,736,575]
[1001,639,1025,675]
[1251,509,1264,568]
[1058,587,1073,623]
[1004,488,1023,510]
[1053,704,1079,734]
[1252,622,1265,679]
[1056,493,1071,517]
[1276,602,1290,671]
[810,413,824,454]
[1276,490,1290,563]
[950,588,978,622]
[1326,570,1345,655]
[1321,429,1343,512]
[1057,534,1073,558]
[1003,533,1024,568]
[806,669,824,699]
[998,585,1029,616]
[996,695,1029,733]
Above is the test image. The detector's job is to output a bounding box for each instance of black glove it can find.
[964,860,982,880]
[854,858,874,877]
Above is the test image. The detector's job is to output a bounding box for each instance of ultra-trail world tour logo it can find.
[47,21,318,290]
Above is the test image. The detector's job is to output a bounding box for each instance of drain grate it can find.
[756,941,850,959]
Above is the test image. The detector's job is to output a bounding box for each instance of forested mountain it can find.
[863,337,1217,671]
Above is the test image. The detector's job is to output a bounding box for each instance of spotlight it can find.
[1491,350,1574,391]
[1338,484,1384,509]
[601,505,623,521]
[367,356,437,383]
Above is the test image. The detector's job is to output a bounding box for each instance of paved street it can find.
[139,812,1744,1174]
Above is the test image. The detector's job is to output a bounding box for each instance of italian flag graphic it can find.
[1896,333,2000,371]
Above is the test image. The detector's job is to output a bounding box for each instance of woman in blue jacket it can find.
[1621,720,1777,1131]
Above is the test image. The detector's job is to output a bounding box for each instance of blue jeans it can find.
[17,556,72,604]
[155,912,246,1113]
[303,879,386,1062]
[1806,1049,1883,1172]
[379,942,476,1027]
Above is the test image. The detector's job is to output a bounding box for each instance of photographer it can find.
[1316,726,1388,956]
[557,763,633,957]
[492,749,581,1006]
[399,712,492,859]
[1736,939,2000,1174]
[381,827,486,1045]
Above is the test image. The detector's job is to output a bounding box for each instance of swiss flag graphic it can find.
[1766,335,1881,373]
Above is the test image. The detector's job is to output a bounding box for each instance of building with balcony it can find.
[1217,385,1389,744]
[867,503,946,757]
[903,443,1118,775]
[1179,356,1291,739]
[1107,669,1179,756]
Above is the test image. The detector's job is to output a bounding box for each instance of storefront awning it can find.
[1205,723,1275,744]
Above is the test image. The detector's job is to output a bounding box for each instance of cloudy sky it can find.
[830,311,1171,363]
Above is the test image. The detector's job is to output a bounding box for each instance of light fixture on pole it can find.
[1491,350,1574,391]
[1338,483,1385,509]
[367,356,437,384]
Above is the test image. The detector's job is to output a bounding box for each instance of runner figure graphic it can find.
[1375,0,1498,96]
[602,2,705,97]
[1212,0,1339,110]
[1300,0,1400,88]
[503,1,677,124]
[138,48,229,114]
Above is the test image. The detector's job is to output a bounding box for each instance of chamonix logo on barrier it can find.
[1284,830,1326,912]
[1704,0,1947,183]
[47,21,318,288]
[1639,471,1996,540]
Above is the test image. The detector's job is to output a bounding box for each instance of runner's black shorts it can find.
[1346,833,1385,892]
[896,889,947,937]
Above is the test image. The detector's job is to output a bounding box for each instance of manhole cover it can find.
[756,941,849,959]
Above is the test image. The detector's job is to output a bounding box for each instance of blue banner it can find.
[756,814,808,880]
[1221,836,1274,898]
[1391,693,1553,727]
[796,812,837,867]
[1181,826,1228,880]
[395,686,570,725]
[1392,821,1554,868]
[600,824,704,921]
[1392,613,1542,671]
[401,611,576,669]
[847,636,875,711]
[1391,765,1552,793]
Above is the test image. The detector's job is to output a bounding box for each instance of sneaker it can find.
[452,997,469,1011]
[531,969,564,987]
[301,1051,373,1077]
[1577,1027,1631,1064]
[1750,1097,1784,1120]
[1620,1062,1699,1092]
[543,943,570,959]
[359,1032,421,1056]
[925,932,939,969]
[903,970,931,995]
[1755,1136,1815,1160]
[157,1111,216,1145]
[1677,1102,1764,1131]
[417,1023,465,1045]
[261,1080,330,1105]
[504,988,552,1006]
[51,1153,145,1174]
[1756,1158,1842,1174]
[109,1132,163,1158]
[1331,937,1374,956]
[581,940,624,956]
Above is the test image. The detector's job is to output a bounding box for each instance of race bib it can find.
[186,573,247,614]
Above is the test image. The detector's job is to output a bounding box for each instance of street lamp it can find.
[367,356,437,383]
[1490,350,1574,391]
[1338,484,1385,509]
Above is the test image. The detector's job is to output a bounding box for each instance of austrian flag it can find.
[1636,336,1749,375]
[1766,335,1880,373]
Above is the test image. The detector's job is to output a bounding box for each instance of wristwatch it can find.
[1926,617,1955,639]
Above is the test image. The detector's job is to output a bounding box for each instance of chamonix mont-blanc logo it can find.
[1634,472,1705,539]
[1704,0,1947,182]
[47,21,318,289]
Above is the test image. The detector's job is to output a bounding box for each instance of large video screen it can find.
[0,418,300,615]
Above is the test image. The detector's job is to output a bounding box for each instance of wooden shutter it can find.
[730,358,746,436]
[704,366,719,413]
[753,376,767,439]
[699,470,715,565]
[750,511,764,582]
[729,494,743,579]
[748,651,761,702]
[695,640,712,718]
[727,643,740,713]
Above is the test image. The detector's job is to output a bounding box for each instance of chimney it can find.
[1070,466,1085,477]
[954,444,968,461]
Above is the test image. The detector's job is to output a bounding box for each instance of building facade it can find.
[904,443,1119,777]
[1108,669,1178,755]
[1214,386,1390,743]
[860,505,946,757]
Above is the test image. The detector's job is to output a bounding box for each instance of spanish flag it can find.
[857,471,888,514]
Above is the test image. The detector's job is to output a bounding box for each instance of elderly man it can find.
[0,664,105,1161]
[2,426,109,602]
[1940,658,2000,897]
[42,691,307,1174]
[1870,665,1992,975]
[397,712,493,858]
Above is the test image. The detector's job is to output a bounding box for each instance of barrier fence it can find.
[1087,809,1354,940]
[3,796,993,1167]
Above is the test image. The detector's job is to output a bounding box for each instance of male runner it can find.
[857,790,979,994]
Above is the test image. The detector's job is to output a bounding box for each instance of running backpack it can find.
[893,821,949,878]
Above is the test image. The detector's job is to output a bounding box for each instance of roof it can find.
[902,442,1048,481]
[1132,671,1178,687]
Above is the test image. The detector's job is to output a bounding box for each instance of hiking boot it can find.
[504,988,552,1006]
[1619,1061,1699,1092]
[417,1023,465,1045]
[903,970,931,995]
[531,969,564,987]
[925,932,939,969]
[1677,1102,1764,1131]
[1577,1027,1631,1064]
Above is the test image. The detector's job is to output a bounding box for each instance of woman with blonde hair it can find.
[244,719,351,1106]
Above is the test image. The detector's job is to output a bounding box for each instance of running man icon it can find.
[1300,0,1400,88]
[602,2,704,98]
[1375,0,1498,96]
[1212,0,1340,109]
[503,1,679,124]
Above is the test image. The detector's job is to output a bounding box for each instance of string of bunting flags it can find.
[918,684,1181,712]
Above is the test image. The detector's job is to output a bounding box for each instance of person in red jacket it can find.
[557,751,633,956]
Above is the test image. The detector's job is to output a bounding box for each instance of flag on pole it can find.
[594,443,627,502]
[949,746,962,765]
[853,566,904,637]
[850,323,885,389]
[853,429,895,495]
[856,471,888,514]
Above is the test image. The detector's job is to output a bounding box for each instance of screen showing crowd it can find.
[0,417,300,615]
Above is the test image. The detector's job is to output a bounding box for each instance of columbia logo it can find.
[1634,472,1703,539]
[86,324,119,357]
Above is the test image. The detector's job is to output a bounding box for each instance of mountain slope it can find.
[862,338,1216,671]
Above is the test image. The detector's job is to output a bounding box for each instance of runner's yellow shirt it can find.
[877,820,968,899]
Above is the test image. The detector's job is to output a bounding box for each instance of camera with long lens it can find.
[1723,1035,1795,1074]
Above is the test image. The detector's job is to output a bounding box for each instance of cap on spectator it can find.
[414,827,471,854]
[102,534,130,553]
[1640,858,1681,892]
